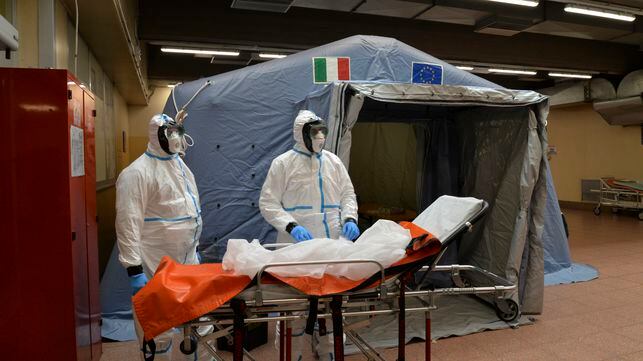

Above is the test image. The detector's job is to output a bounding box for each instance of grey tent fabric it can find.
[165,36,547,313]
[163,36,499,260]
[419,117,461,287]
[162,35,564,313]
[344,296,533,354]
[348,122,417,210]
[333,83,548,312]
[98,35,588,342]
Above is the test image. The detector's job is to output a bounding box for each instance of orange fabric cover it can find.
[132,256,251,340]
[134,222,441,339]
[399,221,430,239]
[399,221,440,252]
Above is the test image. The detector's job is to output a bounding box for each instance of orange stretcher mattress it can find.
[133,223,439,340]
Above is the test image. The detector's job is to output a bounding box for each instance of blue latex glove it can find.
[290,225,313,242]
[196,251,203,264]
[129,273,149,295]
[342,221,360,241]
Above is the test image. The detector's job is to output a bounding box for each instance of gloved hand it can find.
[129,273,149,295]
[290,225,313,242]
[342,220,360,241]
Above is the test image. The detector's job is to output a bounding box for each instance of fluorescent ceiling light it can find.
[488,0,539,7]
[456,66,474,71]
[564,5,635,22]
[548,72,592,79]
[488,68,537,75]
[167,84,176,88]
[161,47,240,56]
[259,53,287,59]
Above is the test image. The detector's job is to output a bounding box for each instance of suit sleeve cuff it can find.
[126,265,143,277]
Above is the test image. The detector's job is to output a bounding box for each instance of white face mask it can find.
[167,132,184,154]
[312,134,326,153]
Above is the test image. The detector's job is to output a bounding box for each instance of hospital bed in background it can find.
[134,196,519,361]
[592,177,643,220]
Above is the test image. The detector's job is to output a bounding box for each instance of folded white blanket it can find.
[222,219,411,280]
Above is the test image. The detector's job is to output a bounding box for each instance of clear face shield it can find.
[165,125,185,154]
[158,119,194,155]
[304,121,328,153]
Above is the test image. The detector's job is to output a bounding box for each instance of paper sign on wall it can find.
[70,126,85,177]
[72,100,82,127]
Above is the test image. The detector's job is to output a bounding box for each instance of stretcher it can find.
[132,196,519,361]
[592,177,643,220]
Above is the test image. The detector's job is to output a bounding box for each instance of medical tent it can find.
[166,34,551,313]
[99,35,597,342]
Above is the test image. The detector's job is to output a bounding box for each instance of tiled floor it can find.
[101,208,643,361]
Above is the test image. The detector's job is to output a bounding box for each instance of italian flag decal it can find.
[313,57,351,83]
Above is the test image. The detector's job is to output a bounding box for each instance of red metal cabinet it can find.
[0,68,102,361]
[84,91,102,360]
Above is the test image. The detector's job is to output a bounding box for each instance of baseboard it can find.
[559,200,595,211]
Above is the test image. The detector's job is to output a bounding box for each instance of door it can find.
[83,90,102,360]
[68,78,92,361]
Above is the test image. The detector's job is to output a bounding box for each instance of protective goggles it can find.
[164,123,185,138]
[308,123,328,138]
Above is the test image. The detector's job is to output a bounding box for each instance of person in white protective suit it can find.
[259,109,360,361]
[116,113,213,361]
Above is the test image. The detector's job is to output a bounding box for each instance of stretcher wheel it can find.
[638,212,643,221]
[179,336,197,355]
[495,299,520,323]
[593,206,601,216]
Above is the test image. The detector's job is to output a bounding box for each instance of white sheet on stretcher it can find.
[412,196,485,242]
[222,196,485,280]
[223,220,410,280]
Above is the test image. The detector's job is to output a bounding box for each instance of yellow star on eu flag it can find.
[412,62,443,84]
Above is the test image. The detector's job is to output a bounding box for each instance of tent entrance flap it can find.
[328,82,548,314]
[349,121,419,213]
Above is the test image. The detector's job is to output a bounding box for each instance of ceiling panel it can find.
[612,32,643,46]
[291,0,363,12]
[525,21,633,41]
[140,0,643,83]
[604,0,643,8]
[354,0,431,18]
[417,5,490,26]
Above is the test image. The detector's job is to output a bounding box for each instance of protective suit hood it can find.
[147,114,174,156]
[292,110,323,152]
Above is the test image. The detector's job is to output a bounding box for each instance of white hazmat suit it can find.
[259,110,358,361]
[260,110,358,244]
[116,114,202,278]
[116,114,211,361]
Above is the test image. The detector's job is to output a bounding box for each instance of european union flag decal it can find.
[412,62,443,85]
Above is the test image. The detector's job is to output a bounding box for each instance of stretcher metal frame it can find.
[592,177,643,220]
[177,201,519,361]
